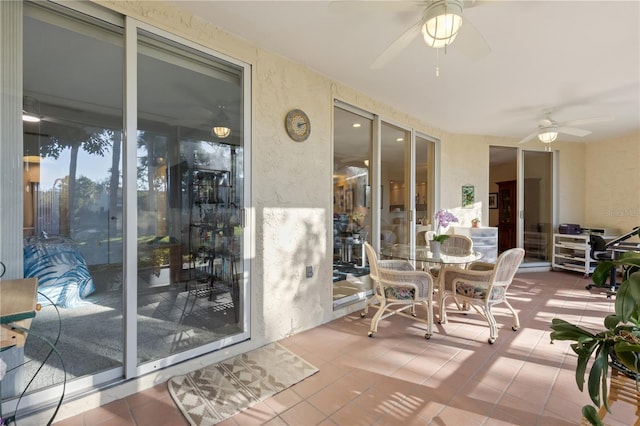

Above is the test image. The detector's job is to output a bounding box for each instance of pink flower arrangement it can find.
[433,209,459,243]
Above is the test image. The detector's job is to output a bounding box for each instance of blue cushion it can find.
[24,240,95,308]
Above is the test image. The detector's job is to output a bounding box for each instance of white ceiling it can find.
[167,0,640,146]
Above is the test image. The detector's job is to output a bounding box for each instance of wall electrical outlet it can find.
[305,265,313,278]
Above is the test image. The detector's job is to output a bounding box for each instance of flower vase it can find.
[429,240,441,258]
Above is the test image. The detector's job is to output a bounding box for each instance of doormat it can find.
[168,342,318,425]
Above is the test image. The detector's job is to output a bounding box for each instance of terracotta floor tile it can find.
[52,272,638,426]
[228,400,277,425]
[130,398,188,426]
[279,401,327,426]
[125,383,172,409]
[263,388,304,414]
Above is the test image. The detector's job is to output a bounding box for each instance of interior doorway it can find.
[489,146,554,265]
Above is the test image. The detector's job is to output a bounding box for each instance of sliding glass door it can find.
[2,1,251,411]
[521,150,554,263]
[136,30,245,364]
[381,122,411,247]
[332,105,373,306]
[332,104,438,308]
[21,1,125,393]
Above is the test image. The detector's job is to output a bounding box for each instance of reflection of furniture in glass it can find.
[361,243,433,339]
[497,180,517,252]
[523,231,548,260]
[187,168,238,304]
[438,248,525,344]
[138,237,182,285]
[339,236,365,266]
[453,226,498,263]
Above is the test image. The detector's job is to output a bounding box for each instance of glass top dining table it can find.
[380,244,483,265]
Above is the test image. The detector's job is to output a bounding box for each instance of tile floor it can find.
[54,271,636,425]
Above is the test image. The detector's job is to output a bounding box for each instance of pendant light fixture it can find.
[211,105,231,139]
[22,96,41,122]
[421,0,464,49]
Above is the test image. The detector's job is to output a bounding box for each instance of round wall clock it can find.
[285,109,311,142]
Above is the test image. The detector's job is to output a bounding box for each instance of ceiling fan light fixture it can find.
[22,112,41,123]
[211,105,231,139]
[538,130,558,144]
[212,125,231,139]
[421,0,463,49]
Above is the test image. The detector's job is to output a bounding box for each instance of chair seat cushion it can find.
[455,282,505,301]
[384,286,415,300]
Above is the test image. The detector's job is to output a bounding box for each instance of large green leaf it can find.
[603,314,621,329]
[592,261,616,286]
[582,405,604,426]
[615,281,636,323]
[550,319,597,340]
[587,346,610,407]
[614,342,640,373]
[628,271,640,305]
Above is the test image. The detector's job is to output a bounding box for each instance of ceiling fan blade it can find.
[463,0,499,9]
[371,20,421,70]
[518,130,539,144]
[558,127,591,137]
[561,116,614,128]
[452,16,491,61]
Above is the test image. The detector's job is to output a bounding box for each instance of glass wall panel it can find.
[415,135,435,245]
[332,106,372,305]
[381,122,410,247]
[136,31,244,363]
[523,150,553,262]
[20,5,124,392]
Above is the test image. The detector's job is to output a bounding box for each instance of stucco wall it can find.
[585,131,640,236]
[93,0,640,340]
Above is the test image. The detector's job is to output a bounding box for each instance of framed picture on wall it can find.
[462,184,475,208]
[489,192,498,209]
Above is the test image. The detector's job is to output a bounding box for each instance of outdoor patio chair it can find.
[361,242,434,339]
[438,247,525,344]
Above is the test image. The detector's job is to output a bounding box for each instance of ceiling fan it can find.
[518,112,614,145]
[370,0,492,70]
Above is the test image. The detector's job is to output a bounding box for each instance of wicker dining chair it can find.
[438,247,525,344]
[428,234,474,278]
[361,242,434,339]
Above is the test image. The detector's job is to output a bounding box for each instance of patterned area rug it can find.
[168,342,318,425]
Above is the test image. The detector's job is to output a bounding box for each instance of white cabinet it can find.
[453,226,498,263]
[552,233,596,276]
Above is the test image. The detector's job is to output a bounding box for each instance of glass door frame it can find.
[374,117,440,259]
[125,17,252,378]
[516,147,557,266]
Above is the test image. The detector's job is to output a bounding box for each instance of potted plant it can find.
[432,209,459,243]
[349,209,366,241]
[550,237,640,425]
[471,218,480,228]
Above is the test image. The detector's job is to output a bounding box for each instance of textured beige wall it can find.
[22,2,633,423]
[585,131,640,236]
[93,1,636,342]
